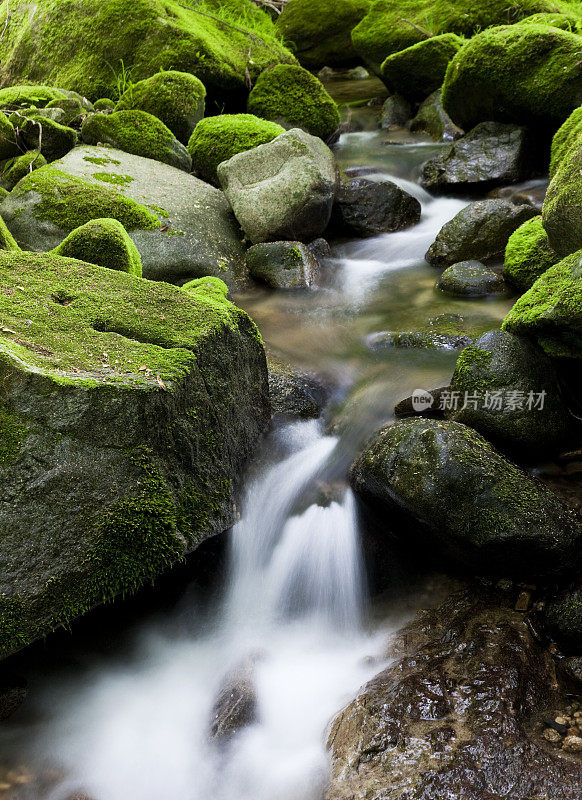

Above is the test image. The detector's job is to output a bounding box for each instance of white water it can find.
[31,421,384,800]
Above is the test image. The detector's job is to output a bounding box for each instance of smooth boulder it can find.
[0,250,270,659]
[350,417,582,579]
[436,261,505,297]
[218,128,339,244]
[247,241,318,289]
[543,133,582,256]
[331,178,421,238]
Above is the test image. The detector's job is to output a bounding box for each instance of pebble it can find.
[563,735,582,753]
[543,727,562,743]
[555,716,569,726]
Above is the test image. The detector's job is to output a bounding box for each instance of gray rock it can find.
[425,199,537,268]
[218,128,339,244]
[331,178,421,238]
[409,90,464,141]
[437,260,505,297]
[0,250,270,659]
[350,417,582,579]
[448,329,572,455]
[268,359,327,418]
[380,95,411,129]
[247,241,318,289]
[421,122,536,193]
[209,654,261,743]
[0,145,247,287]
[307,237,331,262]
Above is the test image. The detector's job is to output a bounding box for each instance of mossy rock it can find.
[20,114,78,162]
[503,216,560,292]
[275,0,371,68]
[188,114,284,185]
[502,250,582,358]
[247,64,340,140]
[380,33,463,103]
[1,145,247,286]
[0,84,68,110]
[351,0,580,73]
[46,96,91,127]
[442,24,582,130]
[0,0,295,103]
[0,249,269,658]
[549,106,582,178]
[543,128,582,256]
[544,588,582,654]
[436,260,505,297]
[94,98,115,112]
[116,70,206,145]
[0,111,19,160]
[51,217,143,276]
[0,213,18,251]
[82,111,191,172]
[350,417,582,580]
[182,275,229,298]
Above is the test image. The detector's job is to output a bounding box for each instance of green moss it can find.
[81,110,190,170]
[0,0,295,102]
[543,132,582,256]
[503,216,559,292]
[380,33,463,102]
[248,64,340,140]
[1,150,47,190]
[83,155,122,166]
[549,105,582,177]
[451,346,493,396]
[517,10,582,29]
[182,275,229,297]
[0,212,20,251]
[0,405,27,465]
[92,171,134,186]
[46,96,88,126]
[0,84,67,109]
[187,113,284,184]
[94,98,116,111]
[0,111,19,160]
[51,217,143,276]
[502,249,582,357]
[9,165,161,233]
[19,114,78,161]
[116,70,206,144]
[442,24,582,130]
[275,0,371,68]
[351,0,581,71]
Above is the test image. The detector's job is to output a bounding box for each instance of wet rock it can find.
[564,657,582,683]
[218,128,339,245]
[489,179,548,213]
[409,90,464,142]
[425,199,538,269]
[421,122,537,194]
[307,237,331,262]
[544,588,582,655]
[447,329,572,455]
[209,654,261,742]
[268,359,328,419]
[368,314,471,353]
[436,260,505,297]
[380,95,411,129]
[350,418,582,580]
[394,387,448,418]
[0,674,27,719]
[326,591,582,800]
[331,178,420,238]
[247,241,318,289]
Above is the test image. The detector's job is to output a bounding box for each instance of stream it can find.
[0,78,516,799]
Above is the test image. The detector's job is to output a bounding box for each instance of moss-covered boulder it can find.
[380,33,463,102]
[409,89,464,141]
[350,417,582,579]
[502,250,582,358]
[503,216,560,292]
[447,329,571,454]
[350,0,575,72]
[82,111,191,172]
[19,114,77,162]
[0,111,19,160]
[0,84,68,110]
[46,96,91,128]
[94,98,115,112]
[275,0,371,68]
[543,132,582,257]
[442,24,582,130]
[1,145,247,286]
[0,0,295,103]
[115,71,206,145]
[51,218,142,276]
[549,106,582,178]
[0,250,269,658]
[187,114,284,185]
[247,64,340,140]
[0,213,18,251]
[246,240,318,289]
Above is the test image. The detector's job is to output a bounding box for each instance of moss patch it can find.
[51,217,143,276]
[380,33,463,102]
[0,84,67,109]
[1,150,47,191]
[503,216,560,292]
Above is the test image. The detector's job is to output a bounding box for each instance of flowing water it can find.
[0,81,516,799]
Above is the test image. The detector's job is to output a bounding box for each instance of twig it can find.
[7,110,43,171]
[399,18,433,39]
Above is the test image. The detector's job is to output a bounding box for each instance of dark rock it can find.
[350,418,582,580]
[409,90,464,142]
[394,386,448,418]
[247,241,318,289]
[544,588,582,655]
[368,313,471,353]
[425,199,538,268]
[268,359,328,419]
[380,95,411,129]
[209,654,260,743]
[0,673,27,719]
[436,260,506,297]
[326,591,582,800]
[421,122,537,193]
[563,656,582,684]
[447,329,573,455]
[331,178,421,238]
[489,179,548,213]
[307,237,331,262]
[20,115,77,162]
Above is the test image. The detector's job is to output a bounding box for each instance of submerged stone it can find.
[436,261,505,297]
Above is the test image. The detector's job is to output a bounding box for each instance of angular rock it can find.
[350,418,582,579]
[425,199,537,268]
[447,329,572,454]
[380,95,411,129]
[218,128,339,244]
[409,90,464,142]
[1,145,247,286]
[437,261,505,297]
[247,241,318,289]
[331,178,421,238]
[0,250,270,658]
[421,122,537,194]
[326,591,582,800]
